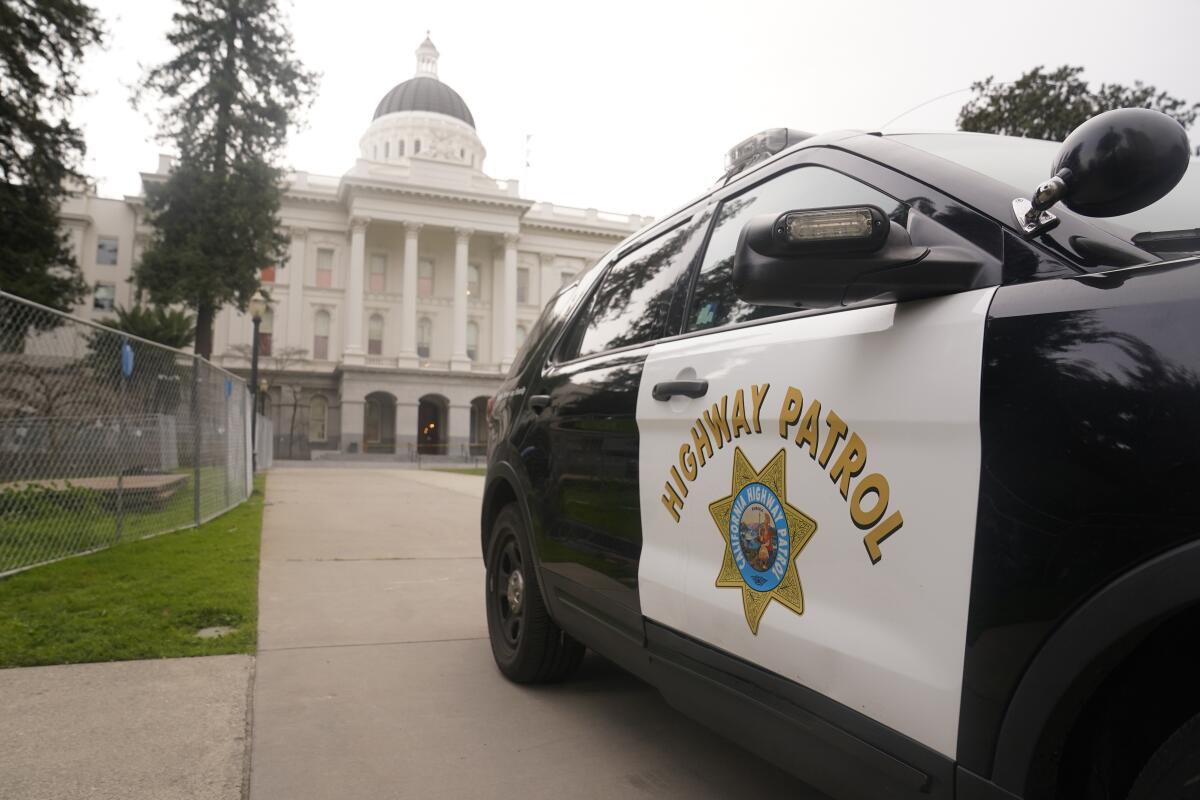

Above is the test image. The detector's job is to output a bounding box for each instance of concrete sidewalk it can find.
[248,466,817,799]
[0,655,253,800]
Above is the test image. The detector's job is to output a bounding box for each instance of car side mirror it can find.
[733,206,984,309]
[1013,108,1192,237]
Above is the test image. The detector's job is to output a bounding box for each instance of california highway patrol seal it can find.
[709,448,818,634]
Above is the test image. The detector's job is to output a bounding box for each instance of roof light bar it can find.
[724,128,813,179]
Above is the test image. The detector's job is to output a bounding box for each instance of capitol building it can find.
[62,36,648,459]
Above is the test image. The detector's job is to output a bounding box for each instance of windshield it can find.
[892,132,1200,250]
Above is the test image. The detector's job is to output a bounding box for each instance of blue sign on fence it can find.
[120,342,134,378]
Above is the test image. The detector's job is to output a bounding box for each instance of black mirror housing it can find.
[735,210,927,308]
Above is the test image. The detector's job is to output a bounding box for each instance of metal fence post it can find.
[115,338,129,544]
[192,354,202,526]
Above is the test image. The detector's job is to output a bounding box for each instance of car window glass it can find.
[508,282,581,377]
[560,222,694,360]
[687,166,907,332]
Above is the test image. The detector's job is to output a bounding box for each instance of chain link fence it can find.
[0,290,253,577]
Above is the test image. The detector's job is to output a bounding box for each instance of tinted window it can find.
[687,166,906,332]
[561,222,694,359]
[508,282,580,377]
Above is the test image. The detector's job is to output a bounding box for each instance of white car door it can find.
[635,162,994,759]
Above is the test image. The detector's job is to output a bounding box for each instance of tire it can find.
[1127,711,1200,800]
[485,503,584,684]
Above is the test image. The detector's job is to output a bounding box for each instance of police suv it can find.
[481,109,1200,800]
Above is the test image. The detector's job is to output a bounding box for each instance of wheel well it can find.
[481,476,517,557]
[1036,603,1200,800]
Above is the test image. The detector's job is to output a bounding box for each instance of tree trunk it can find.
[195,302,215,360]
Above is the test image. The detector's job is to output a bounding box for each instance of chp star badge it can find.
[709,447,818,634]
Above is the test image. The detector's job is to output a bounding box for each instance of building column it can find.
[450,227,473,372]
[343,217,367,364]
[399,222,421,368]
[286,227,306,350]
[539,251,557,307]
[500,233,519,371]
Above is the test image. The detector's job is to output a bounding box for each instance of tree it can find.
[959,65,1200,145]
[0,0,104,344]
[97,304,196,349]
[133,0,317,359]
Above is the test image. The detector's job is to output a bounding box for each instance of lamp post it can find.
[249,290,267,472]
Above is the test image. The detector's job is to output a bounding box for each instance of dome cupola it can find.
[359,34,485,169]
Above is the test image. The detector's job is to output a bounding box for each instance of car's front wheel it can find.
[485,503,583,683]
[1127,711,1200,799]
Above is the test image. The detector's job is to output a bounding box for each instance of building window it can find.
[368,313,384,355]
[414,139,421,155]
[384,141,390,159]
[369,253,386,293]
[417,317,432,358]
[466,320,479,361]
[372,145,377,160]
[560,270,575,287]
[398,140,405,156]
[418,258,434,298]
[308,395,328,442]
[313,310,330,359]
[516,324,527,348]
[258,309,273,357]
[516,267,530,304]
[467,263,480,299]
[96,237,118,266]
[93,282,115,310]
[261,263,276,283]
[316,248,334,288]
[459,148,465,159]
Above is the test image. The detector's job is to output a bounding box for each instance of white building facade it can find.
[62,36,647,459]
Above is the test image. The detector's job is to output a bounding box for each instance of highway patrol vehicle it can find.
[481,108,1200,800]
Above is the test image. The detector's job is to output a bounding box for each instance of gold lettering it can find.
[679,443,698,482]
[829,432,867,499]
[691,420,714,466]
[778,386,804,439]
[796,398,822,459]
[750,383,770,434]
[731,389,752,438]
[864,510,904,564]
[703,395,732,449]
[669,465,689,498]
[817,410,848,468]
[850,473,890,529]
[661,483,684,523]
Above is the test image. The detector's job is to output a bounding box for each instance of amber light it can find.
[783,208,875,243]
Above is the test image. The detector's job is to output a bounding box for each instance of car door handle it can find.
[652,380,709,401]
[528,394,551,412]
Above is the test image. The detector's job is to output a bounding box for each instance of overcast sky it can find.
[75,0,1200,220]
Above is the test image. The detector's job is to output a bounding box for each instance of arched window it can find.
[467,263,480,298]
[516,324,527,349]
[466,320,479,361]
[414,139,421,155]
[258,309,273,356]
[372,145,377,160]
[384,141,390,159]
[398,140,405,156]
[418,258,434,298]
[417,317,432,359]
[313,310,331,360]
[368,313,384,355]
[308,395,328,441]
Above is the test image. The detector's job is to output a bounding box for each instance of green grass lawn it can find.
[433,467,486,476]
[0,474,265,669]
[0,466,238,574]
